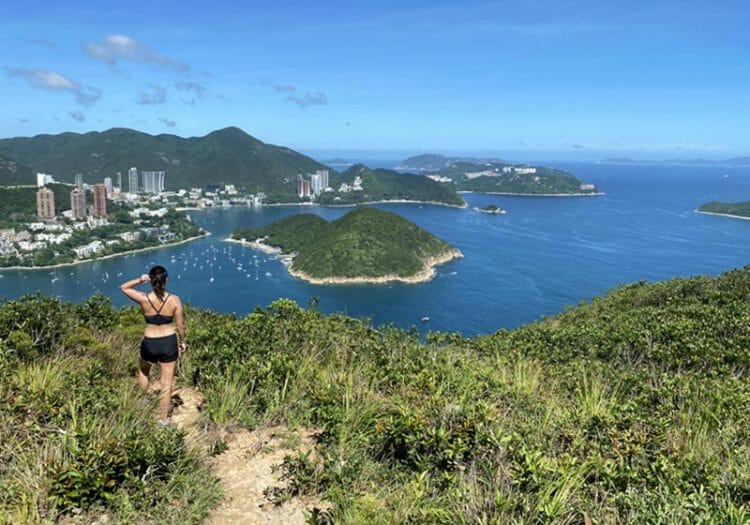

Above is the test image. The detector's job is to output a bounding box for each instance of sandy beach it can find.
[0,232,209,272]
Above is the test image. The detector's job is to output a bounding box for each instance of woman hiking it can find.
[120,265,186,424]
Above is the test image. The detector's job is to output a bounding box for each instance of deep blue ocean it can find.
[2,162,749,337]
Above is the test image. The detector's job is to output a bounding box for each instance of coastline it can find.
[695,210,750,221]
[458,190,605,197]
[0,232,209,272]
[227,237,463,285]
[265,199,467,209]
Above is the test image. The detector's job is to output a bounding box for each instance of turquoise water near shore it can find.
[2,163,749,336]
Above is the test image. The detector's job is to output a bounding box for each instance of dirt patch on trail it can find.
[170,386,325,524]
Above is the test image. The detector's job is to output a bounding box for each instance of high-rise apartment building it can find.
[36,187,55,220]
[316,169,329,190]
[116,172,122,191]
[141,171,165,194]
[297,175,311,198]
[103,177,113,195]
[36,173,53,187]
[128,167,138,193]
[75,174,83,190]
[70,188,87,220]
[92,184,107,218]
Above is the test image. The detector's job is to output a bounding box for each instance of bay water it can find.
[1,162,749,337]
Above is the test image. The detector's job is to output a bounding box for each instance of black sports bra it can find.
[144,293,173,325]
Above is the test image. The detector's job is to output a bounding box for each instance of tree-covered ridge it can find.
[2,266,750,522]
[232,207,458,279]
[0,153,35,186]
[437,161,599,195]
[0,127,331,197]
[316,164,466,207]
[699,200,750,218]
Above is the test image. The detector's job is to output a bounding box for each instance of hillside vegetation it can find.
[232,207,458,280]
[438,161,599,195]
[0,127,330,198]
[2,267,750,522]
[699,200,750,218]
[0,153,35,185]
[316,164,465,207]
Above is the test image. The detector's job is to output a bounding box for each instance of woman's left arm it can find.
[120,274,149,304]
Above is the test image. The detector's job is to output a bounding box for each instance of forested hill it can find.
[316,164,466,206]
[232,207,459,280]
[2,266,749,522]
[438,161,599,195]
[0,153,35,186]
[698,200,750,218]
[0,127,330,197]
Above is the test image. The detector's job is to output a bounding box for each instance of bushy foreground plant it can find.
[0,294,220,524]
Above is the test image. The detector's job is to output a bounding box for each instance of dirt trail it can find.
[170,386,322,525]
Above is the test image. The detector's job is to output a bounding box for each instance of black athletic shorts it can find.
[140,334,179,363]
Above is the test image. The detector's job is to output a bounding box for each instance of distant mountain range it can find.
[597,157,750,167]
[395,154,505,171]
[0,127,330,199]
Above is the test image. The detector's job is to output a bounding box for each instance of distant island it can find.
[697,200,750,220]
[597,157,750,167]
[396,153,505,171]
[425,160,600,196]
[229,207,462,284]
[473,204,506,215]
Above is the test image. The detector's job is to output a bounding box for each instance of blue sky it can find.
[2,0,749,160]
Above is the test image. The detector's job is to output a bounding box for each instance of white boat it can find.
[420,316,430,323]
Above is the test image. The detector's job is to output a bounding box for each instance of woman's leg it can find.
[137,357,151,390]
[158,360,177,421]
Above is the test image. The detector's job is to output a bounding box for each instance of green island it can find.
[0,185,204,268]
[698,200,750,219]
[2,267,750,523]
[434,161,600,195]
[314,164,466,207]
[231,207,462,283]
[473,204,506,214]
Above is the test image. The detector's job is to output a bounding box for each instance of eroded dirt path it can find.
[170,386,322,525]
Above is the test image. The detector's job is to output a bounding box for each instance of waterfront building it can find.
[315,169,329,190]
[70,188,87,220]
[92,184,107,218]
[141,171,165,194]
[128,167,138,193]
[36,187,55,220]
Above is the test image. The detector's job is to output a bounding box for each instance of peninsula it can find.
[230,207,462,284]
[433,161,600,195]
[697,200,750,220]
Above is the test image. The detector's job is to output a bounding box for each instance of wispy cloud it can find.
[5,66,101,106]
[19,118,29,123]
[263,79,328,109]
[83,34,189,73]
[136,84,167,105]
[158,117,176,128]
[175,80,206,105]
[69,110,85,122]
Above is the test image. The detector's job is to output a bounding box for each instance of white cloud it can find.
[69,110,85,122]
[263,79,328,109]
[137,84,167,105]
[5,66,101,107]
[83,34,189,73]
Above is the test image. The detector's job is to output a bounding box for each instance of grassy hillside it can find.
[316,164,466,207]
[2,267,750,522]
[0,153,35,186]
[699,200,750,218]
[438,161,599,195]
[0,127,331,197]
[232,207,457,279]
